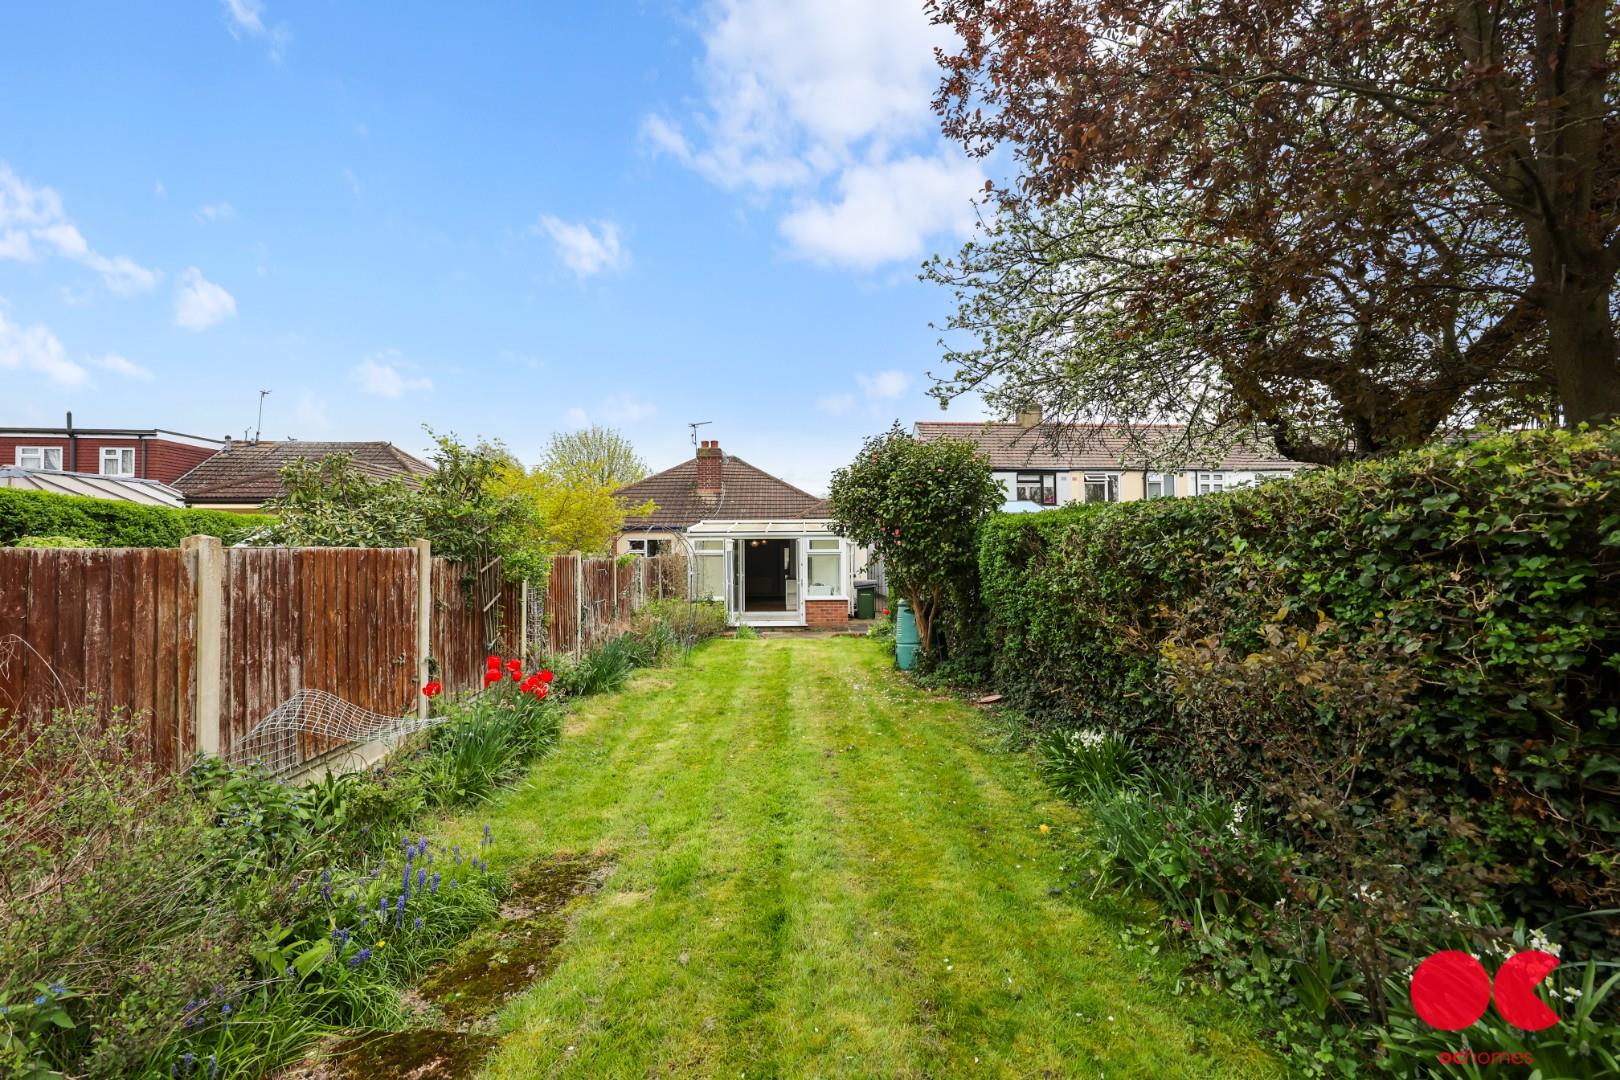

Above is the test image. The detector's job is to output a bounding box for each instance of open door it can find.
[723,538,738,625]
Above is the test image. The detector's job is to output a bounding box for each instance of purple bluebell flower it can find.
[349,947,371,968]
[181,1052,196,1071]
[430,872,440,894]
[208,1053,218,1078]
[414,916,423,931]
[417,836,428,856]
[417,867,427,890]
[33,995,46,1005]
[47,982,65,995]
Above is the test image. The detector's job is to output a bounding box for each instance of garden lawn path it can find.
[441,636,1281,1079]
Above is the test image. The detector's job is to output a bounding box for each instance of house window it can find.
[693,540,725,600]
[626,538,663,557]
[805,538,842,597]
[1197,472,1227,495]
[1014,472,1056,506]
[1082,473,1120,503]
[1146,472,1175,499]
[16,447,63,471]
[101,447,136,476]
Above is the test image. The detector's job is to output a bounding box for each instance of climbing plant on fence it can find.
[977,426,1620,937]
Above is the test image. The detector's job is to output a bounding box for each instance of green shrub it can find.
[0,489,266,548]
[979,427,1620,939]
[10,534,96,548]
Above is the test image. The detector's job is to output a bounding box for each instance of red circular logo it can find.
[1410,951,1493,1031]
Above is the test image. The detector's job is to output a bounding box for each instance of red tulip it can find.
[486,655,501,669]
[421,680,443,698]
[483,670,501,687]
[505,658,522,672]
[538,669,554,684]
[533,685,548,700]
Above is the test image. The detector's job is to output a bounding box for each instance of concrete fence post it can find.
[572,552,584,657]
[414,538,432,719]
[181,534,223,756]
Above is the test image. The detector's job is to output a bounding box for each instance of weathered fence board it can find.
[0,548,198,771]
[0,544,689,775]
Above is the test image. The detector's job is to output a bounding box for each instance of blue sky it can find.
[0,1,996,494]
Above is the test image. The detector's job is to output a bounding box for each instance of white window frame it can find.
[692,540,726,601]
[1082,472,1120,503]
[16,446,63,471]
[100,446,136,476]
[1013,471,1057,506]
[1146,472,1175,499]
[804,538,844,599]
[1197,472,1228,495]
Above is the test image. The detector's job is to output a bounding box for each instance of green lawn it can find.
[438,636,1281,1078]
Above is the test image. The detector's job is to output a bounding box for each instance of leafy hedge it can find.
[0,489,267,547]
[978,426,1620,938]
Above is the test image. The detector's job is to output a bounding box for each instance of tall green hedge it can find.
[978,426,1620,931]
[0,489,268,547]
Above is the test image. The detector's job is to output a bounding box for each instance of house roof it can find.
[0,467,187,507]
[172,440,432,504]
[912,421,1307,471]
[615,455,828,530]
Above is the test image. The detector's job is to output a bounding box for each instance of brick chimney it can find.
[1016,405,1043,428]
[696,439,724,497]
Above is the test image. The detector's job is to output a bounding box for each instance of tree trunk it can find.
[1545,272,1620,425]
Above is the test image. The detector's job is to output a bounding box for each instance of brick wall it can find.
[804,598,849,628]
[0,436,217,484]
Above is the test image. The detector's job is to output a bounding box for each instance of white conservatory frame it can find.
[685,519,855,627]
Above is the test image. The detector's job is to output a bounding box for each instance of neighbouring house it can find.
[0,467,188,507]
[914,409,1309,507]
[172,439,433,512]
[613,440,861,628]
[0,413,224,485]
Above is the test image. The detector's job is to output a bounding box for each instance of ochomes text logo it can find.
[1409,950,1561,1031]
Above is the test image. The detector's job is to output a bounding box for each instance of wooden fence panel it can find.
[0,543,693,775]
[215,547,420,762]
[0,548,196,771]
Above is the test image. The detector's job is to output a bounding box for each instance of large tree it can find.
[926,181,1549,463]
[540,426,648,489]
[929,0,1620,432]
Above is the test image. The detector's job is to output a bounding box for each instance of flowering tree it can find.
[929,0,1620,444]
[827,423,1002,654]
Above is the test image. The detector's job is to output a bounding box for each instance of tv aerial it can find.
[688,420,712,446]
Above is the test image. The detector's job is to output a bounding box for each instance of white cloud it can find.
[643,0,983,269]
[350,351,432,398]
[0,163,162,294]
[817,392,855,415]
[600,394,656,424]
[173,267,237,330]
[195,202,235,223]
[97,354,154,381]
[154,180,167,199]
[294,390,333,432]
[0,309,87,387]
[221,0,291,61]
[563,407,591,430]
[341,168,363,200]
[856,369,913,399]
[532,215,629,279]
[780,154,982,269]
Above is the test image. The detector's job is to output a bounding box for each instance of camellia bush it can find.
[827,422,1003,654]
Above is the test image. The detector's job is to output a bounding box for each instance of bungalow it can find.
[613,441,857,629]
[173,439,432,512]
[914,410,1308,507]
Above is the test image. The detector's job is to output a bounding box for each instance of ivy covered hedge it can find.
[978,427,1620,934]
[0,489,268,548]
